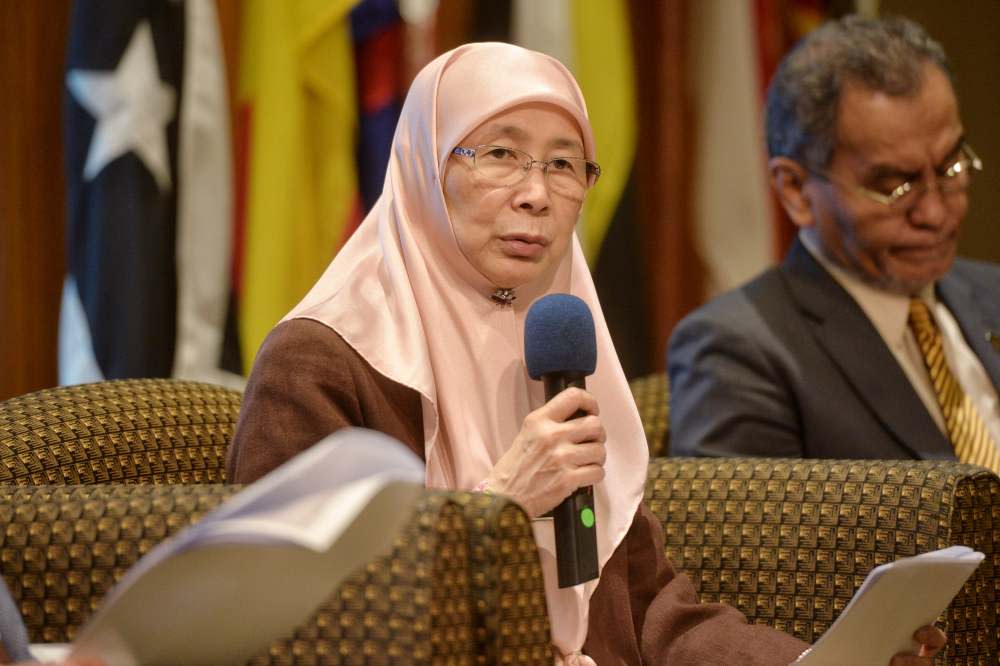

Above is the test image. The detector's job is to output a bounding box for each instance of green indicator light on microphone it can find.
[580,507,595,528]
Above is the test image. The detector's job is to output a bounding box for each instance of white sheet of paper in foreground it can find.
[793,545,983,666]
[69,428,425,666]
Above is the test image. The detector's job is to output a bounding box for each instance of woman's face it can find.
[443,102,586,289]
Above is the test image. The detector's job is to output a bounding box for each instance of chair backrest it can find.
[0,484,553,664]
[645,457,1000,665]
[0,379,242,484]
[629,372,670,457]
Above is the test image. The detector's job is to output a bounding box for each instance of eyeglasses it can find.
[812,142,983,208]
[451,145,601,199]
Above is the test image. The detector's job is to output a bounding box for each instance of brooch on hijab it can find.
[490,287,517,307]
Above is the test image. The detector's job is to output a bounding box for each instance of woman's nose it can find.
[514,165,552,211]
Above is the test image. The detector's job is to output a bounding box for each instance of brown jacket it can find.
[228,319,808,664]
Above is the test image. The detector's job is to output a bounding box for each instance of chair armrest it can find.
[0,484,552,664]
[448,491,552,664]
[0,484,239,642]
[645,457,999,664]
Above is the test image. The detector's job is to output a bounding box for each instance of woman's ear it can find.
[769,157,814,229]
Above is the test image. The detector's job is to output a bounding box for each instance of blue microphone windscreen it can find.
[524,294,597,379]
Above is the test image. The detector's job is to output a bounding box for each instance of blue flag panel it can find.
[63,0,184,378]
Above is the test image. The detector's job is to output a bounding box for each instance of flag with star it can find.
[61,0,241,387]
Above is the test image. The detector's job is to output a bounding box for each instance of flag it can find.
[569,0,644,377]
[511,0,646,375]
[60,0,239,387]
[351,0,404,214]
[235,0,362,370]
[571,1,638,267]
[689,0,776,298]
[626,0,702,375]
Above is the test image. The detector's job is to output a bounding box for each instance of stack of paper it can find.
[794,545,984,665]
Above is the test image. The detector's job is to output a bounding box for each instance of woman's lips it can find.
[499,234,548,258]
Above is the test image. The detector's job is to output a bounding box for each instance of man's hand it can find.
[485,388,606,518]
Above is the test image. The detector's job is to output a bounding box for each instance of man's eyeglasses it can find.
[812,142,983,208]
[451,145,601,199]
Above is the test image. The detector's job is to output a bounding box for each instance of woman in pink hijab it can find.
[227,43,944,665]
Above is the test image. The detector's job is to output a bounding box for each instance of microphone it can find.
[524,293,599,588]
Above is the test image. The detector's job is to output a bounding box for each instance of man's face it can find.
[806,64,968,294]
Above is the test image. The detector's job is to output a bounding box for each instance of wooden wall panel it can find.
[0,2,73,400]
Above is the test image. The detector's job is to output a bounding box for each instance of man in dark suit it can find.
[668,15,1000,463]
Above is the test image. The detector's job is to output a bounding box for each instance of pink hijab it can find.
[286,42,648,663]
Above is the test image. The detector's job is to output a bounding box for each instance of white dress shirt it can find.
[800,232,1000,448]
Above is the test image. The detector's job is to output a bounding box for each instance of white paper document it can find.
[69,428,425,666]
[794,545,984,665]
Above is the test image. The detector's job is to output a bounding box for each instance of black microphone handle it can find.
[541,373,599,588]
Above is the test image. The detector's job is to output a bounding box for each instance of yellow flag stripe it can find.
[238,0,360,370]
[571,0,637,266]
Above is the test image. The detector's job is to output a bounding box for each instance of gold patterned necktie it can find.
[908,298,1000,472]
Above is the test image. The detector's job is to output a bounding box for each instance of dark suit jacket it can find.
[668,239,1000,459]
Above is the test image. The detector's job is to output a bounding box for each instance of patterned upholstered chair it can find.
[0,484,553,665]
[0,379,241,484]
[0,379,553,663]
[628,372,669,458]
[646,457,1000,665]
[5,379,998,663]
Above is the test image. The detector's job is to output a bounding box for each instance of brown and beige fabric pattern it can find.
[0,484,552,665]
[628,372,670,458]
[646,457,1000,665]
[0,379,241,485]
[0,484,239,643]
[5,378,997,661]
[248,492,552,665]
